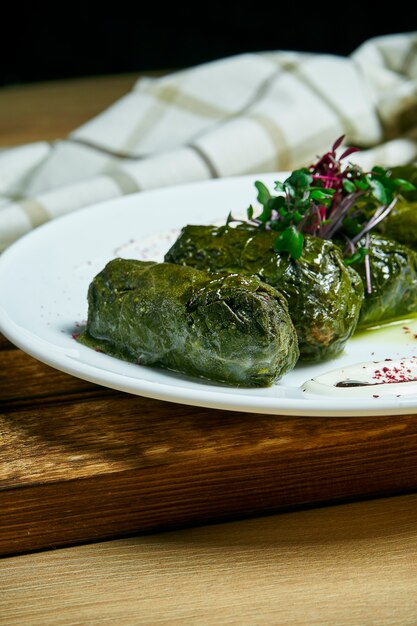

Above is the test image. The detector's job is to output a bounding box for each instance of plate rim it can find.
[1,173,417,417]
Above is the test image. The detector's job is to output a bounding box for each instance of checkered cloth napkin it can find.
[1,32,416,251]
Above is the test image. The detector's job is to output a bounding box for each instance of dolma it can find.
[378,165,417,249]
[79,258,299,387]
[349,233,417,328]
[164,225,363,361]
[377,198,417,251]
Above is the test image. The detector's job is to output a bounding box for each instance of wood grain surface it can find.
[2,494,417,625]
[2,332,417,556]
[0,74,137,145]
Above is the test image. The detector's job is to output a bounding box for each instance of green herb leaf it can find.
[310,189,332,201]
[392,178,416,192]
[258,204,272,223]
[344,247,369,265]
[274,181,285,192]
[225,211,234,226]
[367,176,388,204]
[255,180,271,206]
[273,226,304,260]
[371,166,386,176]
[287,170,312,190]
[269,195,286,211]
[342,179,356,193]
[354,179,369,190]
[247,205,254,220]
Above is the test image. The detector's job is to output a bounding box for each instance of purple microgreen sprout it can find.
[225,137,416,293]
[226,136,415,290]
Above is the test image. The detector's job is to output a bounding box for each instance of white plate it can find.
[1,174,417,416]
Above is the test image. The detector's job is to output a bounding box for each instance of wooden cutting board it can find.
[2,332,417,557]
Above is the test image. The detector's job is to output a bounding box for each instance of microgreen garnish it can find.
[235,136,416,290]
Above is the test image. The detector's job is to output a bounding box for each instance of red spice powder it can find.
[372,359,417,384]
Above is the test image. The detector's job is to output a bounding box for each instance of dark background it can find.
[2,4,415,86]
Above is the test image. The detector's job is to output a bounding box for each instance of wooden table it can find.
[2,75,417,625]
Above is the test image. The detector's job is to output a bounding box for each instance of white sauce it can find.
[302,357,417,398]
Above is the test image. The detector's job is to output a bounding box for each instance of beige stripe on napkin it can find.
[19,198,49,228]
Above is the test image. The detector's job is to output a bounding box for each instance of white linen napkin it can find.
[1,32,416,251]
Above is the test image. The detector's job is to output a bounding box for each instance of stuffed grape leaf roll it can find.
[377,165,417,250]
[377,198,417,251]
[348,233,417,328]
[164,224,363,362]
[79,258,299,387]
